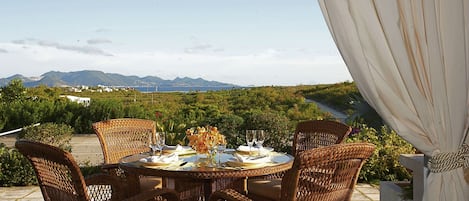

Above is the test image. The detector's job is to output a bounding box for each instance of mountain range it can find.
[0,70,240,90]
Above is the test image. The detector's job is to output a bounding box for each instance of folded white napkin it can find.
[237,145,273,154]
[233,153,271,164]
[139,153,178,163]
[163,144,192,152]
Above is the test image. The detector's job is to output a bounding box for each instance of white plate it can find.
[236,146,273,153]
[139,155,178,166]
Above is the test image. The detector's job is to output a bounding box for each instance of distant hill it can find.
[0,70,240,91]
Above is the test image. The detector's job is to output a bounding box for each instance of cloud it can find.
[0,48,7,53]
[32,39,113,56]
[0,42,351,86]
[87,38,112,45]
[11,40,26,44]
[184,44,213,53]
[95,28,111,33]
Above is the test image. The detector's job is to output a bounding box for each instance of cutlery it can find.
[179,161,188,166]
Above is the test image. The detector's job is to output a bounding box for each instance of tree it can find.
[0,79,26,103]
[242,110,292,153]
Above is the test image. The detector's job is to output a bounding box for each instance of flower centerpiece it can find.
[186,126,226,166]
[186,126,226,154]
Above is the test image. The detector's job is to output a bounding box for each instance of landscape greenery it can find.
[0,79,414,186]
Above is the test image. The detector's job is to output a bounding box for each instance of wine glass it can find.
[245,130,257,158]
[149,133,158,156]
[216,143,226,167]
[256,130,265,156]
[155,132,166,156]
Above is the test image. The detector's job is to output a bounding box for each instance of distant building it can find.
[60,95,91,106]
[102,87,113,92]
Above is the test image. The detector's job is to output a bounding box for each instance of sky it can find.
[0,0,351,86]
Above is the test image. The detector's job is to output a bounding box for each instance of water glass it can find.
[256,130,265,155]
[246,130,257,157]
[216,143,226,167]
[149,133,158,155]
[156,132,166,156]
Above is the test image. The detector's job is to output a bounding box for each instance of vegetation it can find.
[17,122,74,152]
[0,79,332,139]
[346,125,414,183]
[0,79,415,186]
[300,81,360,115]
[0,143,37,186]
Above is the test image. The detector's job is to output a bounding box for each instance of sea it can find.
[133,86,243,93]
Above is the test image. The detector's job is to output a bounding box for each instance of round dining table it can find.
[119,148,293,201]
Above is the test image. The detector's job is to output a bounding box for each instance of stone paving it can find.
[0,183,380,201]
[0,134,380,201]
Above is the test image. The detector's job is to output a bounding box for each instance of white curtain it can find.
[318,0,469,200]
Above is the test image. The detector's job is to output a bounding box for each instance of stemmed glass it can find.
[155,132,166,156]
[256,130,265,156]
[216,142,226,168]
[149,133,158,156]
[245,130,257,158]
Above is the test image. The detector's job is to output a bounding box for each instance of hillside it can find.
[0,70,239,89]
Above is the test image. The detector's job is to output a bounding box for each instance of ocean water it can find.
[134,86,242,92]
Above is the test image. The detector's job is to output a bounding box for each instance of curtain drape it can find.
[318,0,469,200]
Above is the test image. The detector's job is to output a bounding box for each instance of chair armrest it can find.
[85,173,126,200]
[209,189,252,201]
[123,188,180,201]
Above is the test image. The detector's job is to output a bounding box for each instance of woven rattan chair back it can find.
[16,140,180,201]
[209,143,375,201]
[293,120,352,155]
[281,142,375,201]
[93,118,155,164]
[16,140,98,201]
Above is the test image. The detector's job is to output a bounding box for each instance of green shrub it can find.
[157,120,187,146]
[17,122,74,152]
[0,143,37,186]
[346,124,415,183]
[241,111,293,153]
[207,114,245,149]
[79,161,102,177]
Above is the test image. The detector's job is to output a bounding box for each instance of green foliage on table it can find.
[346,124,414,183]
[17,122,74,152]
[0,143,37,186]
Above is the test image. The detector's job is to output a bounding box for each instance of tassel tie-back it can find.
[428,144,469,173]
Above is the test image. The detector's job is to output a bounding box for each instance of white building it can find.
[60,95,91,106]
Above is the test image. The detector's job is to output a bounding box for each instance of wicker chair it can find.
[293,120,352,156]
[92,118,162,192]
[209,142,376,201]
[15,140,180,201]
[254,120,352,181]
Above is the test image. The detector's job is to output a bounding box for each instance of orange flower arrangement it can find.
[186,126,226,154]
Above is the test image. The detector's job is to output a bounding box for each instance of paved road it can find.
[307,99,348,122]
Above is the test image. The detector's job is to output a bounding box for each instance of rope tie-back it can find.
[428,144,469,173]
